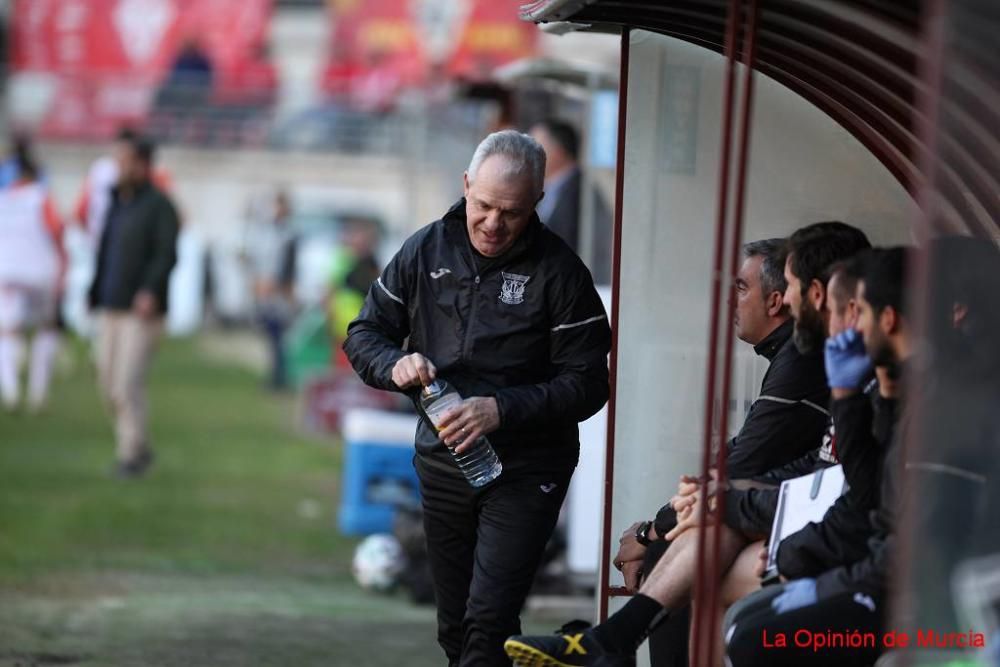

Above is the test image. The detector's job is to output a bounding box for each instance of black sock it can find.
[591,594,664,654]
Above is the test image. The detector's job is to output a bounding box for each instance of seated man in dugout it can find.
[504,222,875,667]
[725,243,998,666]
[620,234,834,587]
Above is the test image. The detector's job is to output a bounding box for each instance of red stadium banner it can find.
[322,0,538,98]
[9,0,273,139]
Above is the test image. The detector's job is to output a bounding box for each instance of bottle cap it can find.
[423,380,442,395]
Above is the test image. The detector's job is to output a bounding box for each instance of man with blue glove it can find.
[824,328,872,389]
[724,247,913,667]
[770,258,898,583]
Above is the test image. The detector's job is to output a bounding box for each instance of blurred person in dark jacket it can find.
[88,135,179,479]
[75,127,175,253]
[905,237,1000,632]
[530,119,613,284]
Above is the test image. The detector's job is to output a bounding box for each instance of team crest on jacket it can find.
[499,272,530,305]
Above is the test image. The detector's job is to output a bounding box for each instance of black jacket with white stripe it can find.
[344,198,611,468]
[721,374,879,541]
[726,319,831,479]
[653,320,830,538]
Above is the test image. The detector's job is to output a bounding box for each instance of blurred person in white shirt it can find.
[0,153,66,412]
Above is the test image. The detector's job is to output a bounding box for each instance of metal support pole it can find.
[691,1,758,665]
[892,2,948,665]
[598,25,630,623]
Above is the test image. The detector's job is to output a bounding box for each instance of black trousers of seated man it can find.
[724,582,884,667]
[415,453,575,667]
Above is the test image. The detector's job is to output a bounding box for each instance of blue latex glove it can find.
[824,329,872,389]
[771,578,818,614]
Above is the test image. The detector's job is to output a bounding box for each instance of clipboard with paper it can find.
[763,464,847,584]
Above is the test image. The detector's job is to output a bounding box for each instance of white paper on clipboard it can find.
[764,465,847,580]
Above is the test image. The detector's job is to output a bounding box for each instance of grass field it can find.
[0,336,455,666]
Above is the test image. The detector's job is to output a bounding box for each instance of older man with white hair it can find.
[345,130,611,665]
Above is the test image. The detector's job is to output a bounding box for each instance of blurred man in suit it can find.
[530,119,613,284]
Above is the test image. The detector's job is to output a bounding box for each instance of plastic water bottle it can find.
[420,380,502,487]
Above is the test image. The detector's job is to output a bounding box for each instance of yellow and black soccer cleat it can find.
[504,629,635,667]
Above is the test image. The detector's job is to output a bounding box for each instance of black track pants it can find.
[416,455,574,667]
[724,582,884,667]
